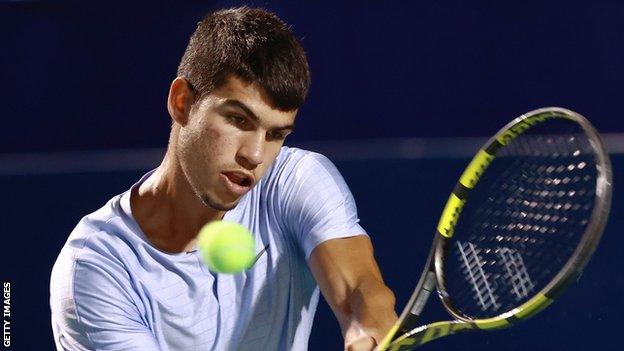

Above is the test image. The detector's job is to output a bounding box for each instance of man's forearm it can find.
[308,236,398,350]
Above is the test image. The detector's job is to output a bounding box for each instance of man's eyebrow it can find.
[223,99,259,122]
[222,99,296,131]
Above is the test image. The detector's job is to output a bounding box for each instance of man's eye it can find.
[269,131,286,140]
[228,115,246,125]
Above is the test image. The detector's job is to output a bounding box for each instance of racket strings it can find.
[442,120,598,319]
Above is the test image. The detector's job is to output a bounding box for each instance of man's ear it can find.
[167,77,196,126]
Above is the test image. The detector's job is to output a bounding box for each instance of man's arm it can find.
[309,235,398,351]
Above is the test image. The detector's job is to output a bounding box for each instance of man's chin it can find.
[200,194,238,211]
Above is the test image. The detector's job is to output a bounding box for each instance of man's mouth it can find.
[223,172,253,187]
[220,171,253,196]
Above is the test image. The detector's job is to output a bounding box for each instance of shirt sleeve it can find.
[281,152,367,259]
[50,255,161,351]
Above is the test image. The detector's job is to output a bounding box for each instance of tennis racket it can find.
[377,107,612,350]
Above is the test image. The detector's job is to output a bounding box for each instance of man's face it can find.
[176,76,297,211]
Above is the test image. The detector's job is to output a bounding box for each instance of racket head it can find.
[434,107,612,327]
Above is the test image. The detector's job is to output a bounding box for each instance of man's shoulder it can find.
[258,146,346,208]
[275,145,317,165]
[267,146,334,182]
[49,197,144,349]
[50,199,138,318]
[54,193,136,271]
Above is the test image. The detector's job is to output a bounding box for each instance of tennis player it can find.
[50,7,397,351]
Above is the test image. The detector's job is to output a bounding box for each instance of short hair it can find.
[177,7,311,111]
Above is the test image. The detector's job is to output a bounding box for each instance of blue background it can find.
[1,0,622,350]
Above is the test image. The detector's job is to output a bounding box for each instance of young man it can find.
[50,7,397,351]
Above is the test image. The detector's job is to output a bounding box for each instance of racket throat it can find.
[401,271,436,333]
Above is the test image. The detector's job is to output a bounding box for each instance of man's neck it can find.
[130,152,224,253]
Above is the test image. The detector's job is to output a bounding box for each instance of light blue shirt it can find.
[50,147,367,351]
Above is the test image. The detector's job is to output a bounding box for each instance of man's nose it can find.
[236,132,265,169]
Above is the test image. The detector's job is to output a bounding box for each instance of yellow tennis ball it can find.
[197,221,256,274]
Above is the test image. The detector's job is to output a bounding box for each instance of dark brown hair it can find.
[177,7,311,111]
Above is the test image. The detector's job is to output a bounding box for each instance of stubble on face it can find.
[199,193,236,211]
[176,104,239,211]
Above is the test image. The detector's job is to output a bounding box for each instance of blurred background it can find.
[1,0,622,350]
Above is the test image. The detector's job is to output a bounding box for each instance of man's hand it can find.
[344,320,377,351]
